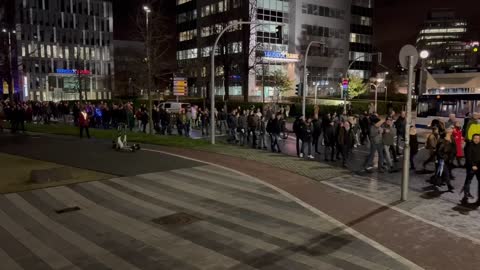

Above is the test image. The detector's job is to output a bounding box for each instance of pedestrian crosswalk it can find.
[0,165,413,269]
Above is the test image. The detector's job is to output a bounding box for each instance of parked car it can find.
[159,102,191,113]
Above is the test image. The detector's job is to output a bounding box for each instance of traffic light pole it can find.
[210,21,286,145]
[303,41,325,116]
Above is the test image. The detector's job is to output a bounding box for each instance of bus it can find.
[417,88,480,118]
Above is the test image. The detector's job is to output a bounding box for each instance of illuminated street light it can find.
[420,50,429,59]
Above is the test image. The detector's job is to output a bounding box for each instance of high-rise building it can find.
[0,0,114,101]
[175,0,374,101]
[416,9,479,70]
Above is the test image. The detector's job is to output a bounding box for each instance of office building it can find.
[0,0,114,101]
[416,9,479,70]
[175,0,374,101]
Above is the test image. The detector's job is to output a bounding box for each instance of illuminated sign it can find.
[56,69,91,75]
[173,77,188,96]
[263,51,299,60]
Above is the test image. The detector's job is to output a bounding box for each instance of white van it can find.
[159,102,191,113]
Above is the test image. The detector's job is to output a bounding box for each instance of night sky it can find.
[113,0,480,69]
[375,0,480,68]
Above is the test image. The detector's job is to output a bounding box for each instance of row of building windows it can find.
[349,51,372,61]
[21,43,111,62]
[177,0,192,5]
[302,24,346,40]
[200,20,242,37]
[21,27,112,47]
[177,10,197,24]
[301,3,345,20]
[349,33,372,44]
[179,29,197,42]
[200,0,229,18]
[177,48,198,60]
[351,15,372,26]
[257,0,289,12]
[200,42,243,57]
[22,0,112,18]
[352,0,373,8]
[305,46,345,58]
[20,10,112,32]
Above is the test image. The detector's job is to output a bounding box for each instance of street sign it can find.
[399,45,418,69]
[173,77,187,96]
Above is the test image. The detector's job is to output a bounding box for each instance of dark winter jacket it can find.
[300,122,313,142]
[324,125,336,146]
[466,142,480,168]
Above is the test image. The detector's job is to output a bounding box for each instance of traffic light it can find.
[275,26,282,41]
[295,83,303,96]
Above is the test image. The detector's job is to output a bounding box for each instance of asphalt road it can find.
[0,133,202,176]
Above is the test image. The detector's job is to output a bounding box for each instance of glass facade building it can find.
[175,0,374,100]
[2,0,114,101]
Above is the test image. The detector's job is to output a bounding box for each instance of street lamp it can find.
[371,75,385,113]
[2,28,15,99]
[303,41,325,116]
[143,5,153,134]
[418,50,429,95]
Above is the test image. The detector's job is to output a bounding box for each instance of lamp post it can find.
[143,5,153,135]
[210,21,286,144]
[419,50,429,95]
[370,75,385,113]
[303,41,325,116]
[2,28,15,99]
[346,52,382,114]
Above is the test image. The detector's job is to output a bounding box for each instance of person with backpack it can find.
[423,127,439,171]
[364,117,385,172]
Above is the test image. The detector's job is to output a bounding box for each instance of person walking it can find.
[227,109,238,143]
[452,121,464,167]
[257,116,268,150]
[79,107,90,139]
[364,117,385,172]
[248,110,259,148]
[394,111,406,155]
[422,127,439,171]
[300,117,314,159]
[337,121,354,167]
[237,111,247,146]
[293,116,303,157]
[433,128,456,192]
[461,133,480,205]
[382,118,397,173]
[445,113,456,129]
[359,112,370,145]
[312,115,322,154]
[323,119,336,161]
[409,126,419,170]
[267,113,282,153]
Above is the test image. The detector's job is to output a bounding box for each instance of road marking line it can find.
[321,180,480,246]
[142,147,424,270]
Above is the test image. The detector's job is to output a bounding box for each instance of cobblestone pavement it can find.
[0,165,413,270]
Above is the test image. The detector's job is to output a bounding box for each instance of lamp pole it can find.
[419,50,429,95]
[210,21,286,144]
[143,5,153,134]
[302,41,325,116]
[346,52,382,114]
[2,28,15,99]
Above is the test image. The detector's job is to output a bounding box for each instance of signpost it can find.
[399,44,419,201]
[173,77,188,100]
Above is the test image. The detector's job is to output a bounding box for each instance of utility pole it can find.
[144,5,153,135]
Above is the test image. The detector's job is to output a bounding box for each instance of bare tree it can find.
[133,2,173,134]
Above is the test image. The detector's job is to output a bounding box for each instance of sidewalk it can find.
[147,143,480,270]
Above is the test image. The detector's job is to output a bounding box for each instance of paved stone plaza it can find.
[0,165,414,270]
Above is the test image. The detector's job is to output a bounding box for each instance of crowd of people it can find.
[1,99,480,205]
